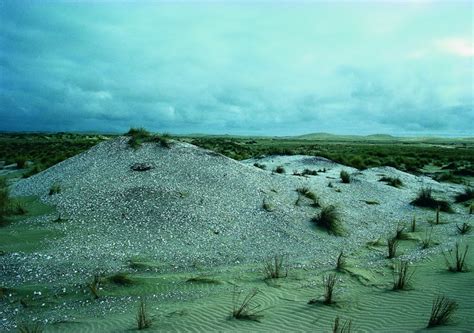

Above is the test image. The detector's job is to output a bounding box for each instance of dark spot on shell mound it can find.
[131,163,153,171]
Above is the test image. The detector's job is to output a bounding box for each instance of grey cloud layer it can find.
[0,2,472,135]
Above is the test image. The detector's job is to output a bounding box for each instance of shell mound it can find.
[10,138,468,284]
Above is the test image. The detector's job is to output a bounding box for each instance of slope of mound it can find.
[8,138,469,287]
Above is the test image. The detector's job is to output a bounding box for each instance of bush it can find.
[340,170,350,183]
[411,187,452,212]
[311,205,344,236]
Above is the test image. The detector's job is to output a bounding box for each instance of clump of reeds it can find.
[332,316,353,333]
[411,187,452,212]
[340,170,351,183]
[427,295,458,328]
[421,227,434,249]
[456,222,471,235]
[263,255,288,280]
[444,242,469,272]
[136,300,152,330]
[410,215,416,232]
[232,288,264,322]
[392,260,415,291]
[88,274,101,299]
[335,251,346,272]
[387,238,399,259]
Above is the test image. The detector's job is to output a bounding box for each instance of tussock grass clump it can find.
[444,242,469,272]
[125,127,171,149]
[13,202,28,215]
[411,187,452,212]
[455,187,474,203]
[410,216,416,232]
[263,255,288,280]
[302,168,318,176]
[136,300,152,330]
[88,274,101,299]
[340,170,351,183]
[311,205,344,236]
[108,273,134,285]
[274,165,285,174]
[296,187,320,207]
[48,184,61,196]
[232,288,264,322]
[335,251,346,272]
[17,322,43,333]
[427,295,458,328]
[0,178,9,224]
[456,223,471,235]
[308,273,338,305]
[186,276,222,284]
[387,238,399,259]
[379,176,403,188]
[395,224,409,240]
[253,163,266,170]
[332,316,353,333]
[421,228,434,249]
[323,273,337,305]
[262,199,274,212]
[392,261,415,291]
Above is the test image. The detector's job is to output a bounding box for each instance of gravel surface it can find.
[1,137,471,330]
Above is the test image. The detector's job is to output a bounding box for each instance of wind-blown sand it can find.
[1,137,472,332]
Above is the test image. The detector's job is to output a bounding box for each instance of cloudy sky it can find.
[0,1,472,136]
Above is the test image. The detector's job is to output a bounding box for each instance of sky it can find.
[0,1,473,136]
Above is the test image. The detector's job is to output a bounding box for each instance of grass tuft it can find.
[455,187,474,203]
[108,273,134,285]
[296,187,320,207]
[392,261,415,291]
[332,316,353,333]
[186,276,222,284]
[456,223,471,235]
[311,205,344,236]
[379,176,403,188]
[421,228,434,249]
[387,238,399,259]
[444,242,469,272]
[136,300,152,330]
[410,215,416,232]
[17,322,43,333]
[263,255,288,280]
[427,295,458,328]
[335,251,346,272]
[323,273,337,305]
[49,184,61,196]
[340,170,351,183]
[88,274,101,299]
[411,187,452,212]
[395,223,409,240]
[232,288,264,322]
[274,165,285,174]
